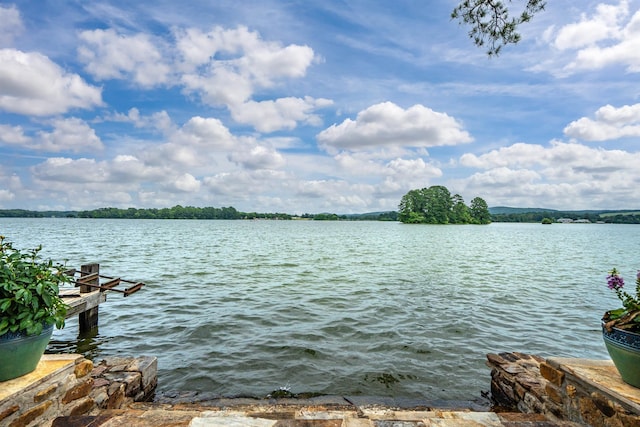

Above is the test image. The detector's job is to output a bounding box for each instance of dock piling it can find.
[79,263,100,333]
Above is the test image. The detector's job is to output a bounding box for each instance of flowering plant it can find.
[602,268,640,333]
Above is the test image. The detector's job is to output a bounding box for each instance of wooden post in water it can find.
[79,263,100,333]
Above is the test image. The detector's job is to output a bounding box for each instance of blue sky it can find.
[1,0,639,214]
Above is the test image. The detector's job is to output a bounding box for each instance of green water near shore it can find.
[1,219,636,399]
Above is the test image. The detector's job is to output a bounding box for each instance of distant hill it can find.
[489,206,640,216]
[489,206,558,215]
[489,207,640,224]
[599,211,640,217]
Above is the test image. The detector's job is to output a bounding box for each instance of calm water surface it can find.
[1,219,637,400]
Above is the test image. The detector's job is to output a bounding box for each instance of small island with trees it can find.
[398,185,491,224]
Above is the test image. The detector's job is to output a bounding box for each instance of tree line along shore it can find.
[1,206,638,224]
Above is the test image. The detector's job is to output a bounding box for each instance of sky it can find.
[1,0,640,214]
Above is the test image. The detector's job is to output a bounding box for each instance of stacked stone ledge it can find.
[0,355,93,427]
[0,354,157,427]
[487,352,640,426]
[89,355,157,410]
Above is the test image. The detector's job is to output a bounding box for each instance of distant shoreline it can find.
[1,207,640,223]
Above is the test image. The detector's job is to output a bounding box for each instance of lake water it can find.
[1,218,637,400]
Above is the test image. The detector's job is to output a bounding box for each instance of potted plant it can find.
[0,236,70,381]
[602,268,640,388]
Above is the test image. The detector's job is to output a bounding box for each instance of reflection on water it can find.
[2,219,639,400]
[47,326,109,360]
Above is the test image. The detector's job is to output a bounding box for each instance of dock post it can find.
[79,263,100,333]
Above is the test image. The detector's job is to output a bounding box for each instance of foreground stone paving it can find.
[52,399,583,426]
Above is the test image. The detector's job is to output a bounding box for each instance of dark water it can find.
[1,219,636,399]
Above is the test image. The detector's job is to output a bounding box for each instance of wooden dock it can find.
[59,263,144,332]
[59,288,107,319]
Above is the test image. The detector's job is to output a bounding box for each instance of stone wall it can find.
[89,355,157,410]
[0,355,94,427]
[487,352,640,427]
[0,354,156,427]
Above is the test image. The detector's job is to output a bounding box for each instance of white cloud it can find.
[460,140,635,172]
[173,173,201,192]
[150,116,238,168]
[568,31,640,73]
[109,155,170,184]
[228,145,285,170]
[459,167,572,208]
[129,113,290,179]
[77,25,321,133]
[460,142,547,169]
[176,26,316,117]
[91,111,292,193]
[105,108,175,134]
[78,29,171,87]
[231,96,333,133]
[202,169,289,197]
[459,167,634,210]
[593,102,640,123]
[295,178,357,198]
[287,178,383,212]
[0,189,14,202]
[32,157,106,183]
[0,5,23,46]
[37,118,103,153]
[334,152,441,180]
[29,155,168,207]
[0,124,30,145]
[457,140,640,209]
[0,119,102,153]
[376,157,443,198]
[384,157,442,180]
[317,102,473,154]
[319,152,444,203]
[464,167,542,188]
[564,103,640,141]
[0,49,103,116]
[334,152,385,176]
[542,1,640,74]
[177,116,235,147]
[181,67,253,106]
[553,1,629,50]
[0,168,18,204]
[176,25,315,84]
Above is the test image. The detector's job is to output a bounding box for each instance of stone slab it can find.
[344,396,489,412]
[0,354,82,401]
[547,357,640,411]
[191,412,278,426]
[54,408,579,427]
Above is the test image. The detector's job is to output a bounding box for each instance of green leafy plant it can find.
[0,236,70,336]
[602,268,640,333]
